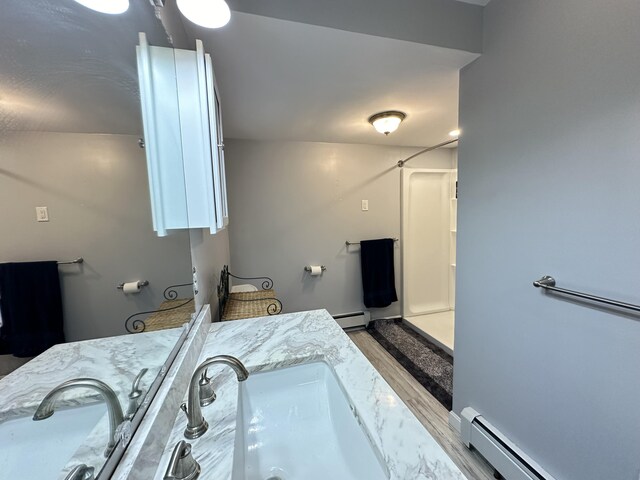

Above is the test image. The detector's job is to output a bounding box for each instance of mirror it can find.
[0,1,195,478]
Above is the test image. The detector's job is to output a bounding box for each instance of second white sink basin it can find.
[232,362,388,480]
[0,403,105,479]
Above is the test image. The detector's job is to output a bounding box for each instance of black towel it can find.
[360,238,398,308]
[0,261,65,357]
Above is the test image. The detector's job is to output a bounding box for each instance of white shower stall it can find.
[401,168,457,353]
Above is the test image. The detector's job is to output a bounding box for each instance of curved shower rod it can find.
[397,138,458,168]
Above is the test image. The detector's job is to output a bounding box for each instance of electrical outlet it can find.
[36,206,49,222]
[361,200,369,211]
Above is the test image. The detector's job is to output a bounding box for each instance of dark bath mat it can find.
[367,318,453,410]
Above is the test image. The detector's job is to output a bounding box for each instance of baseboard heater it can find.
[333,311,371,330]
[460,408,556,480]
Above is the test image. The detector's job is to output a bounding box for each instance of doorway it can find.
[401,168,457,354]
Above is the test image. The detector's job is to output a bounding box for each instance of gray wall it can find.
[227,0,484,53]
[453,2,640,479]
[0,132,192,341]
[225,139,454,319]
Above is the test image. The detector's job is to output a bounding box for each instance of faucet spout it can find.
[183,355,248,439]
[33,378,125,457]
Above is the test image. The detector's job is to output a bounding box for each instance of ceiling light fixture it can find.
[72,0,129,14]
[177,0,231,28]
[449,129,461,137]
[368,111,406,136]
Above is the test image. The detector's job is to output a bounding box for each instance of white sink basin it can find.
[232,362,388,480]
[0,403,105,479]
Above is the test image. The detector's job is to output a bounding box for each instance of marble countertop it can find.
[0,328,181,421]
[154,309,467,480]
[0,327,182,480]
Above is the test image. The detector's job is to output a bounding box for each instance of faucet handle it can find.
[164,440,201,480]
[126,368,149,419]
[129,368,149,398]
[64,464,95,480]
[198,369,216,407]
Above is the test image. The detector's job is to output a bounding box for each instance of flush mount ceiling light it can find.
[177,0,231,28]
[72,0,129,14]
[449,129,461,137]
[368,111,406,136]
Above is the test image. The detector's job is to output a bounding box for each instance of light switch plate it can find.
[36,206,49,222]
[361,200,369,211]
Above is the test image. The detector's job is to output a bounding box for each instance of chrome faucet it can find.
[33,378,125,456]
[181,355,248,439]
[64,464,95,480]
[126,368,148,419]
[164,440,201,480]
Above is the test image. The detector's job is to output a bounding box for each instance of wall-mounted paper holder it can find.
[304,265,326,273]
[117,280,149,290]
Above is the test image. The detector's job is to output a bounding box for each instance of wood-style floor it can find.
[348,330,495,480]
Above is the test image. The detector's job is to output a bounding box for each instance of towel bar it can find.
[345,238,399,246]
[57,257,83,265]
[533,275,640,313]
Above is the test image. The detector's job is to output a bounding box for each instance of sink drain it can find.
[264,466,287,480]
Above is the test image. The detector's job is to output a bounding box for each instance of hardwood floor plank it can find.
[348,330,495,480]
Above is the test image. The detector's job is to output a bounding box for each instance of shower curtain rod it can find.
[396,138,458,168]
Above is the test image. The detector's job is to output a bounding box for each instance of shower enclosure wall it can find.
[401,168,457,353]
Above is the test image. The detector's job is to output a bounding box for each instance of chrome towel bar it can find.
[345,238,399,246]
[533,275,640,313]
[58,257,84,265]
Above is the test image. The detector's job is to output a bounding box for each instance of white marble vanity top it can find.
[0,328,180,422]
[0,328,182,479]
[154,309,466,480]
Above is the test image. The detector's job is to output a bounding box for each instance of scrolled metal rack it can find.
[227,271,273,290]
[163,283,195,301]
[124,282,194,334]
[217,265,283,321]
[225,295,283,315]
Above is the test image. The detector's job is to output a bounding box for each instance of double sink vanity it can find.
[0,307,466,480]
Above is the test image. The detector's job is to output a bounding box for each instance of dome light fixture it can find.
[368,111,406,136]
[72,0,129,14]
[177,0,231,28]
[449,129,461,137]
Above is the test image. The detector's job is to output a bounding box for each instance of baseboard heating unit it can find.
[333,311,371,330]
[460,407,556,480]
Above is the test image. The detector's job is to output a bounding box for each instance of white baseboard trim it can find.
[460,407,556,480]
[371,314,402,321]
[333,311,371,329]
[448,410,462,433]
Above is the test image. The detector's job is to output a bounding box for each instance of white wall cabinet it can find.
[136,33,228,236]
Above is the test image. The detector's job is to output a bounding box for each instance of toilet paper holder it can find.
[304,265,326,273]
[117,280,149,290]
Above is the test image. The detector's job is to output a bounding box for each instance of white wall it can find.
[0,132,192,341]
[190,227,230,321]
[225,139,454,319]
[453,2,640,479]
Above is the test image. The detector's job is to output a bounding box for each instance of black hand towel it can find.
[0,261,65,357]
[360,238,398,308]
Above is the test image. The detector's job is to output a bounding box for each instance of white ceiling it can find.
[187,13,479,147]
[0,0,170,134]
